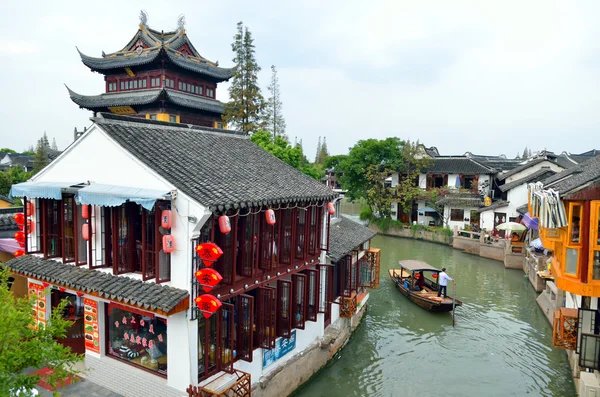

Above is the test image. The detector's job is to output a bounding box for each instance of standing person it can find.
[437,267,456,298]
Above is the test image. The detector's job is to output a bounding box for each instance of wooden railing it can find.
[187,370,251,397]
[339,293,357,319]
[364,248,381,289]
[553,308,578,351]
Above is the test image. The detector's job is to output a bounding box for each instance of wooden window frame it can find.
[589,202,600,283]
[236,294,254,362]
[279,209,293,265]
[254,287,276,349]
[24,197,42,254]
[317,264,334,319]
[563,201,584,278]
[295,208,308,261]
[40,198,63,259]
[237,213,259,278]
[215,214,238,285]
[62,196,77,264]
[450,208,464,222]
[259,213,274,271]
[220,303,235,374]
[305,269,319,322]
[276,280,292,339]
[292,274,307,330]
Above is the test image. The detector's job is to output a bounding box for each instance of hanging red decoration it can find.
[163,235,175,253]
[42,282,50,288]
[327,202,336,215]
[14,250,25,257]
[195,242,223,264]
[18,241,25,248]
[59,287,66,292]
[76,292,84,297]
[432,273,438,279]
[14,231,25,244]
[13,213,25,225]
[195,268,223,292]
[161,210,172,229]
[194,294,223,319]
[24,220,33,235]
[82,224,90,241]
[25,202,34,215]
[218,215,231,234]
[82,205,89,219]
[265,209,276,225]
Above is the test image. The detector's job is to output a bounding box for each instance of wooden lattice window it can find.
[339,255,353,298]
[351,252,360,293]
[24,198,42,254]
[62,196,76,263]
[237,213,259,277]
[41,198,62,259]
[141,207,159,281]
[305,269,319,322]
[75,204,88,266]
[198,314,219,381]
[220,303,235,374]
[295,208,308,260]
[254,287,276,349]
[292,274,307,330]
[579,333,600,370]
[215,215,238,285]
[553,308,578,350]
[317,264,333,314]
[259,212,274,271]
[277,280,292,338]
[308,207,319,256]
[279,209,293,265]
[236,294,254,362]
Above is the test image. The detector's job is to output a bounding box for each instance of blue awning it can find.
[419,207,437,213]
[76,184,171,210]
[9,181,82,200]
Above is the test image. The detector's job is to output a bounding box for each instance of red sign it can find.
[194,294,222,318]
[195,243,223,264]
[195,268,223,292]
[83,299,100,353]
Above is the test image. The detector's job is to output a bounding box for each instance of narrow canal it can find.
[295,218,576,396]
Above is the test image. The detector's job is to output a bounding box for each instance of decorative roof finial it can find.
[139,10,148,26]
[177,14,186,30]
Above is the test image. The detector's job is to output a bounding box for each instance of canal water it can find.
[294,213,576,396]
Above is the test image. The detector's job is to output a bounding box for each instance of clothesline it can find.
[527,182,568,229]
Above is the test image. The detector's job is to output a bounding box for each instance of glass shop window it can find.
[569,204,582,244]
[106,303,168,376]
[565,247,579,275]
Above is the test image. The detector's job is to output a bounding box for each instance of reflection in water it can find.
[294,233,575,397]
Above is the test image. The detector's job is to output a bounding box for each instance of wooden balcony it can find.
[552,307,578,351]
[364,248,381,289]
[188,370,251,397]
[339,293,358,319]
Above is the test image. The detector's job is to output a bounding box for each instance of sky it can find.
[1,0,599,161]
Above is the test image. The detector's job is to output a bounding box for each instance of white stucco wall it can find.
[504,161,564,184]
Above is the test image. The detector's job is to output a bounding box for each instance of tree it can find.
[395,140,433,216]
[222,22,265,134]
[41,132,50,148]
[7,166,31,185]
[0,267,82,394]
[316,137,329,165]
[0,172,10,196]
[33,139,48,174]
[51,138,58,151]
[314,137,321,164]
[264,65,286,139]
[522,146,528,159]
[323,154,347,170]
[0,148,17,154]
[338,138,405,215]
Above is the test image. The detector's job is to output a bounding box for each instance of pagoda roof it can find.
[66,86,224,114]
[76,15,233,82]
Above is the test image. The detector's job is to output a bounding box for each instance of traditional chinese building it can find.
[67,11,232,128]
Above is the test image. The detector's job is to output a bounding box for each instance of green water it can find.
[295,210,575,396]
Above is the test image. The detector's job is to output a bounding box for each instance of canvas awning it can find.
[419,207,437,214]
[76,183,172,210]
[9,181,82,200]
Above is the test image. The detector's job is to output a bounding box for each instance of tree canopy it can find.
[0,267,82,394]
[0,148,17,154]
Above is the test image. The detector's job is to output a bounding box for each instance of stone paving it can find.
[35,379,123,397]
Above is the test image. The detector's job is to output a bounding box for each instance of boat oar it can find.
[452,282,456,327]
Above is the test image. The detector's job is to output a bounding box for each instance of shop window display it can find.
[107,303,168,375]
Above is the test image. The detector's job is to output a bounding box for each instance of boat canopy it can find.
[398,260,440,272]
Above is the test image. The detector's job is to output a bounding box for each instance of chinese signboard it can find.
[263,330,296,368]
[83,298,100,353]
[28,282,47,330]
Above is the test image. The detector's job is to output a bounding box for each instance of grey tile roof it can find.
[94,114,338,210]
[475,158,523,172]
[498,168,557,192]
[497,152,573,181]
[516,204,528,214]
[5,255,189,314]
[0,194,14,205]
[497,158,545,181]
[424,157,494,175]
[67,87,224,114]
[165,49,233,81]
[543,154,600,197]
[78,47,161,70]
[477,200,509,213]
[328,217,377,261]
[437,192,484,208]
[0,212,18,230]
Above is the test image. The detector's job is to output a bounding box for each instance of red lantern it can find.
[218,215,231,234]
[18,241,25,248]
[82,224,90,241]
[161,210,172,229]
[76,292,84,297]
[25,202,34,215]
[163,235,175,253]
[194,294,223,319]
[432,273,438,279]
[14,231,25,244]
[82,205,89,219]
[13,213,25,225]
[265,209,276,225]
[327,202,336,215]
[26,219,33,234]
[14,250,25,257]
[415,273,420,279]
[195,268,223,292]
[195,243,223,263]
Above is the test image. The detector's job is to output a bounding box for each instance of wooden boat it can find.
[389,260,462,312]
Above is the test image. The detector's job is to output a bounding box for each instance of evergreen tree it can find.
[222,22,265,134]
[529,148,533,158]
[0,172,10,196]
[51,137,58,151]
[264,65,286,139]
[316,137,329,165]
[33,139,48,174]
[41,132,50,148]
[315,137,322,163]
[515,152,520,159]
[522,146,528,159]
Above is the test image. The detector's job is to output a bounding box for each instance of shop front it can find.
[50,289,86,354]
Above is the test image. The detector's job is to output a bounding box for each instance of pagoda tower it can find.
[67,12,233,128]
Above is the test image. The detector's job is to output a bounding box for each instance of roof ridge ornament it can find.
[177,14,186,30]
[139,10,148,26]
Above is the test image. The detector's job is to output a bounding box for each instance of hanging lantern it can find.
[42,282,50,288]
[161,210,172,229]
[14,249,25,257]
[163,234,175,253]
[13,213,25,225]
[14,231,25,244]
[265,209,276,225]
[18,241,25,248]
[194,294,223,319]
[24,219,33,235]
[195,268,223,292]
[432,273,438,279]
[25,202,34,215]
[82,205,89,219]
[195,242,223,264]
[82,224,90,241]
[218,215,231,234]
[327,202,336,215]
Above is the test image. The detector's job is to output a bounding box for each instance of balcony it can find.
[188,370,251,397]
[552,307,578,350]
[364,248,381,289]
[339,293,358,318]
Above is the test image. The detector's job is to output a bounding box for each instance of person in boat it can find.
[437,268,455,298]
[416,271,425,290]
